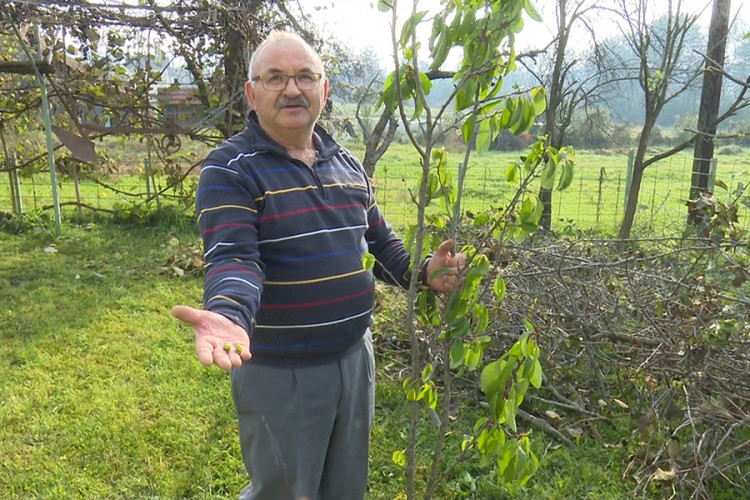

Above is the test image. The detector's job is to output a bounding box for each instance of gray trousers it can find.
[231,331,375,500]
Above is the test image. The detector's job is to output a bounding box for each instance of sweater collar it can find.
[243,110,341,162]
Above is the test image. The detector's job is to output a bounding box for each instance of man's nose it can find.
[282,76,302,93]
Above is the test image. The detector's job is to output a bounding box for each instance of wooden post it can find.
[11,154,23,217]
[144,157,152,199]
[689,0,731,224]
[624,149,634,215]
[596,167,605,228]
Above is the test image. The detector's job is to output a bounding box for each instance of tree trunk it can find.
[361,108,397,177]
[619,131,651,239]
[688,0,731,224]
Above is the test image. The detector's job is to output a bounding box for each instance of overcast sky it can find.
[301,0,747,69]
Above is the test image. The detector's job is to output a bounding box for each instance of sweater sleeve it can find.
[196,151,264,337]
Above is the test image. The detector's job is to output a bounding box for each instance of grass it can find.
[0,218,695,500]
[3,139,750,498]
[0,220,247,499]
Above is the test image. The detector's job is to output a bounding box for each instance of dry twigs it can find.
[488,235,750,498]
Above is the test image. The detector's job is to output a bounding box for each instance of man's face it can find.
[246,39,328,142]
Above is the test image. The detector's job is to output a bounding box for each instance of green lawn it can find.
[1,219,702,500]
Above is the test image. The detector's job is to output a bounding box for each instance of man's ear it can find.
[245,80,256,110]
[321,78,329,106]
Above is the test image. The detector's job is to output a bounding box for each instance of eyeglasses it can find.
[251,72,323,91]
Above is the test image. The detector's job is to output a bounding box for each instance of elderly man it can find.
[173,31,465,500]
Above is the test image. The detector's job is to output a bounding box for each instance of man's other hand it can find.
[425,238,467,294]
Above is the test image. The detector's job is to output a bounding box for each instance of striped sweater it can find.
[197,112,415,365]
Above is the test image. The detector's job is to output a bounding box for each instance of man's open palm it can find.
[172,305,251,370]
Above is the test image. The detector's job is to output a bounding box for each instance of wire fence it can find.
[371,152,750,236]
[2,152,749,236]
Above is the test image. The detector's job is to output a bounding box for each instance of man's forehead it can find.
[254,40,320,72]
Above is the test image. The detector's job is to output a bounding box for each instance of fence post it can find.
[709,157,717,192]
[596,167,605,228]
[8,153,23,216]
[624,149,634,214]
[13,153,23,216]
[144,157,152,199]
[7,154,16,214]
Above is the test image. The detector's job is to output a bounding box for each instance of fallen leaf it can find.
[544,410,562,425]
[566,427,584,439]
[652,467,676,482]
[613,398,629,409]
[598,399,608,408]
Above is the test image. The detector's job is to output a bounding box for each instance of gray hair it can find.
[248,31,325,81]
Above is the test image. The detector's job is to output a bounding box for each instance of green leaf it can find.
[418,71,433,95]
[498,104,512,129]
[510,100,534,134]
[504,386,518,433]
[462,115,477,144]
[474,213,490,226]
[362,252,375,270]
[430,30,451,70]
[476,118,492,154]
[450,339,467,369]
[523,0,543,22]
[473,304,490,333]
[455,78,477,112]
[446,295,469,322]
[480,359,504,394]
[466,341,484,371]
[473,416,488,435]
[557,157,575,190]
[392,449,406,466]
[421,363,433,382]
[530,359,543,388]
[403,377,418,401]
[519,197,541,232]
[540,158,557,191]
[505,163,519,184]
[494,275,506,303]
[379,71,398,111]
[515,446,528,476]
[530,86,546,115]
[400,11,428,47]
[506,98,523,133]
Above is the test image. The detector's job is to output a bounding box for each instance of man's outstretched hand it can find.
[172,305,251,370]
[425,238,467,294]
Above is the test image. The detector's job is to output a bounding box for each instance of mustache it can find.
[276,95,310,109]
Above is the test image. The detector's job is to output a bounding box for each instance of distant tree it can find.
[519,0,603,230]
[611,0,703,239]
[322,41,397,177]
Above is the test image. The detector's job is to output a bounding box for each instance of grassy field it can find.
[2,138,749,498]
[1,218,682,500]
[4,139,750,237]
